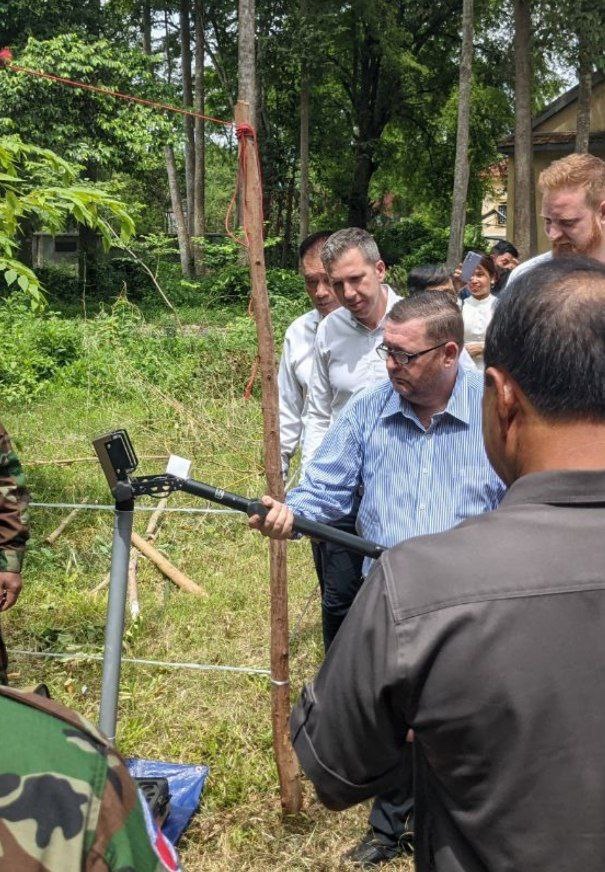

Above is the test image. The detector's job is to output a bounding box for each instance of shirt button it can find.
[422,469,429,475]
[419,505,426,511]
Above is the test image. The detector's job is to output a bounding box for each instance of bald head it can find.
[485,256,605,421]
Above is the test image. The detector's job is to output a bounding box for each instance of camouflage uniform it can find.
[0,420,30,682]
[0,686,180,871]
[0,419,29,574]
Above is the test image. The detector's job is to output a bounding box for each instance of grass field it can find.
[2,294,413,871]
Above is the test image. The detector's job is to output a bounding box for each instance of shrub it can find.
[0,281,308,405]
[0,292,83,402]
[374,216,487,271]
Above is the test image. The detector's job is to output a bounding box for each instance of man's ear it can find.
[485,367,519,431]
[443,341,460,367]
[375,259,386,282]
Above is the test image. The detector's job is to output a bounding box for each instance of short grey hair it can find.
[388,292,464,348]
[321,227,382,270]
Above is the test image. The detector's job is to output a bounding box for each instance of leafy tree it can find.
[0,34,176,176]
[0,135,135,306]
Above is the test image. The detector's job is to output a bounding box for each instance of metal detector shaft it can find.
[99,499,134,743]
[179,478,385,560]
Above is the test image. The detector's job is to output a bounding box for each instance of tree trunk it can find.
[180,0,196,233]
[142,0,152,54]
[347,146,375,228]
[235,100,302,816]
[344,11,391,229]
[238,0,256,128]
[446,0,474,270]
[164,8,173,84]
[237,0,256,256]
[298,0,310,243]
[575,39,592,154]
[165,145,193,277]
[513,0,534,261]
[193,0,206,276]
[281,162,296,265]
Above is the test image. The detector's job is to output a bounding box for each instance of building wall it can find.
[535,80,605,135]
[506,80,605,254]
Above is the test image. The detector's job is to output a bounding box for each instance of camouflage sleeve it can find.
[0,687,180,872]
[0,420,30,574]
[86,748,180,871]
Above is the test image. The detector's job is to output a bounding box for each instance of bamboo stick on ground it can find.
[91,572,110,595]
[45,499,88,545]
[144,497,168,542]
[29,455,169,467]
[127,552,140,620]
[131,531,206,597]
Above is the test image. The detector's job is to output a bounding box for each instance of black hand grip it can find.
[246,500,384,559]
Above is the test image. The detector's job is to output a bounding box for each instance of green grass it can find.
[1,298,413,871]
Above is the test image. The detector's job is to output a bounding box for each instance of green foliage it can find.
[0,292,83,402]
[376,215,487,288]
[0,35,176,175]
[0,268,308,404]
[374,217,448,266]
[0,134,135,306]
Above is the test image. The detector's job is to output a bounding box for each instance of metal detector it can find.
[92,429,384,741]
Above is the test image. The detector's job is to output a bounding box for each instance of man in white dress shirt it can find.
[299,228,401,653]
[301,229,401,468]
[278,231,340,479]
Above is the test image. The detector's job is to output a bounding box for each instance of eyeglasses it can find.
[376,341,447,366]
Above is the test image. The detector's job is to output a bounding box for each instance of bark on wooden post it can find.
[235,99,303,815]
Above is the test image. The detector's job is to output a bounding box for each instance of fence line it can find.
[9,648,271,677]
[30,501,239,515]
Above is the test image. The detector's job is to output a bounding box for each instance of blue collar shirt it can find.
[286,367,505,574]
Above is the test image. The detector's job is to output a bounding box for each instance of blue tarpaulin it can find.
[127,757,210,844]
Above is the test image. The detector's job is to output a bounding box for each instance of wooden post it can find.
[235,99,303,815]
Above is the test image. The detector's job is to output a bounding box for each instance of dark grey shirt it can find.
[291,470,605,871]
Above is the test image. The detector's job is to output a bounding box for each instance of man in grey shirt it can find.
[290,256,605,871]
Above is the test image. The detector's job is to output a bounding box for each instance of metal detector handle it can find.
[178,477,385,559]
[247,500,385,560]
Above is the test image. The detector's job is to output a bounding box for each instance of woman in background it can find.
[462,255,498,371]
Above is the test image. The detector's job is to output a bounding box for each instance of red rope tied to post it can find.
[224,122,265,249]
[0,47,233,127]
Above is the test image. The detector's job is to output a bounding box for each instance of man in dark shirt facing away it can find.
[290,256,605,871]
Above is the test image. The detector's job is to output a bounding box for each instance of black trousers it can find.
[310,510,364,651]
[369,744,414,843]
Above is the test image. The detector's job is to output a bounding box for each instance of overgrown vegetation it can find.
[0,277,416,870]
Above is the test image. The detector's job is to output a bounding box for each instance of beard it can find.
[553,215,603,257]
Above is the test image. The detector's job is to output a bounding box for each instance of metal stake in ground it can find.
[235,100,303,815]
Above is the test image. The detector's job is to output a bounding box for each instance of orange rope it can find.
[0,48,233,127]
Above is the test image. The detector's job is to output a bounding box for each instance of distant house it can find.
[498,72,605,253]
[480,161,508,244]
[31,231,80,273]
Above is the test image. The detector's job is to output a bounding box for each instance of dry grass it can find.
[4,384,414,871]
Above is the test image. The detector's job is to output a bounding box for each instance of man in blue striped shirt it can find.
[250,291,505,867]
